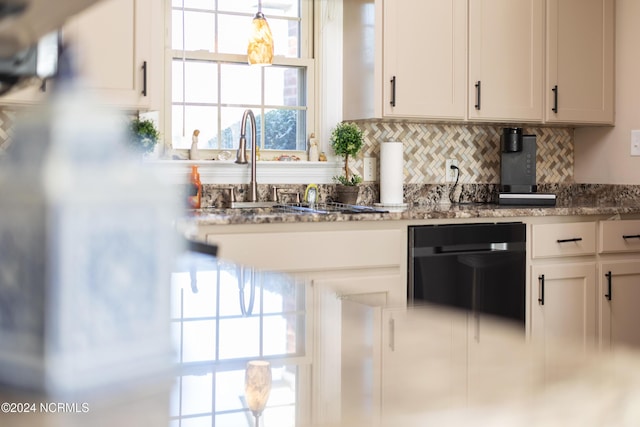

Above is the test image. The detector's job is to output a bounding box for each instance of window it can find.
[170,0,314,154]
[170,260,310,425]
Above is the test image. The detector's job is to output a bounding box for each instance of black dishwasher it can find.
[408,222,526,326]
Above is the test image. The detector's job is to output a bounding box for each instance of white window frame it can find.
[159,0,342,184]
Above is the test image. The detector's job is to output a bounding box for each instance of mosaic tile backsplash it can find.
[351,121,574,184]
[0,109,16,152]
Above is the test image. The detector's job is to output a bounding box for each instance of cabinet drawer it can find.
[599,220,640,254]
[531,222,596,258]
[206,229,402,272]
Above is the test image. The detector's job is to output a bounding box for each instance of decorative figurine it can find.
[190,129,200,160]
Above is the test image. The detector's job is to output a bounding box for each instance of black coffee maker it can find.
[498,127,556,206]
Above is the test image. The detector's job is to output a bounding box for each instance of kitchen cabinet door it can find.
[530,263,597,382]
[312,279,387,427]
[468,0,544,122]
[381,307,467,420]
[63,0,160,111]
[383,0,467,120]
[545,0,614,124]
[466,314,538,408]
[599,261,640,350]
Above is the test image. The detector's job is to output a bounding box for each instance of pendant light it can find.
[247,0,274,66]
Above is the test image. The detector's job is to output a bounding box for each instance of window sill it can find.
[146,160,343,185]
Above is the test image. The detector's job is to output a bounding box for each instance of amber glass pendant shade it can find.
[247,11,273,66]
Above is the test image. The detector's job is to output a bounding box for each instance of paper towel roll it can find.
[380,141,404,205]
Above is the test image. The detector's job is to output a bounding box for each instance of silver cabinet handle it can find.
[388,318,395,352]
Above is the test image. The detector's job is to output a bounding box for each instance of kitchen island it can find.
[3,249,640,427]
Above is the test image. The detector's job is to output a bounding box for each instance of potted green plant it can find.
[128,117,160,156]
[330,121,364,204]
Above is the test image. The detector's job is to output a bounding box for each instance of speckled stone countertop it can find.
[185,200,640,226]
[182,184,640,226]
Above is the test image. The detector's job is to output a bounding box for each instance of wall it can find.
[574,0,640,184]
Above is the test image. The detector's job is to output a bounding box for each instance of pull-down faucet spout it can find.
[235,109,258,202]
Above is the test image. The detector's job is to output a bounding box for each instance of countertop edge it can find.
[184,204,640,226]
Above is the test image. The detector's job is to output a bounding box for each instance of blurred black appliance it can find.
[498,127,556,206]
[408,222,526,333]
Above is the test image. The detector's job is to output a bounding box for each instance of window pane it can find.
[173,10,215,52]
[177,417,213,427]
[183,60,218,103]
[218,14,252,55]
[220,107,257,150]
[182,320,216,362]
[178,373,213,415]
[173,105,218,149]
[263,108,303,150]
[220,64,261,105]
[171,322,181,362]
[265,66,303,106]
[217,0,300,17]
[173,0,214,10]
[270,18,299,58]
[217,0,254,14]
[264,1,301,18]
[171,61,184,102]
[263,314,303,356]
[171,10,184,50]
[218,317,259,359]
[215,413,249,426]
[171,271,219,319]
[215,370,245,412]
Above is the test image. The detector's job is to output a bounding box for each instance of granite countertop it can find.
[185,201,640,226]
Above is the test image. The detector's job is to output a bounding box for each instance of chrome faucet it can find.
[235,109,258,202]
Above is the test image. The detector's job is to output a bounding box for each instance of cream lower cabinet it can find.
[313,278,390,427]
[598,219,640,350]
[530,221,598,382]
[204,224,403,427]
[381,307,467,421]
[530,262,597,380]
[598,261,640,350]
[381,306,540,422]
[205,227,405,306]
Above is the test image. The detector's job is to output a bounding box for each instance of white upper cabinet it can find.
[468,0,544,122]
[342,0,616,124]
[63,0,161,111]
[545,0,614,124]
[383,0,467,120]
[0,0,161,110]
